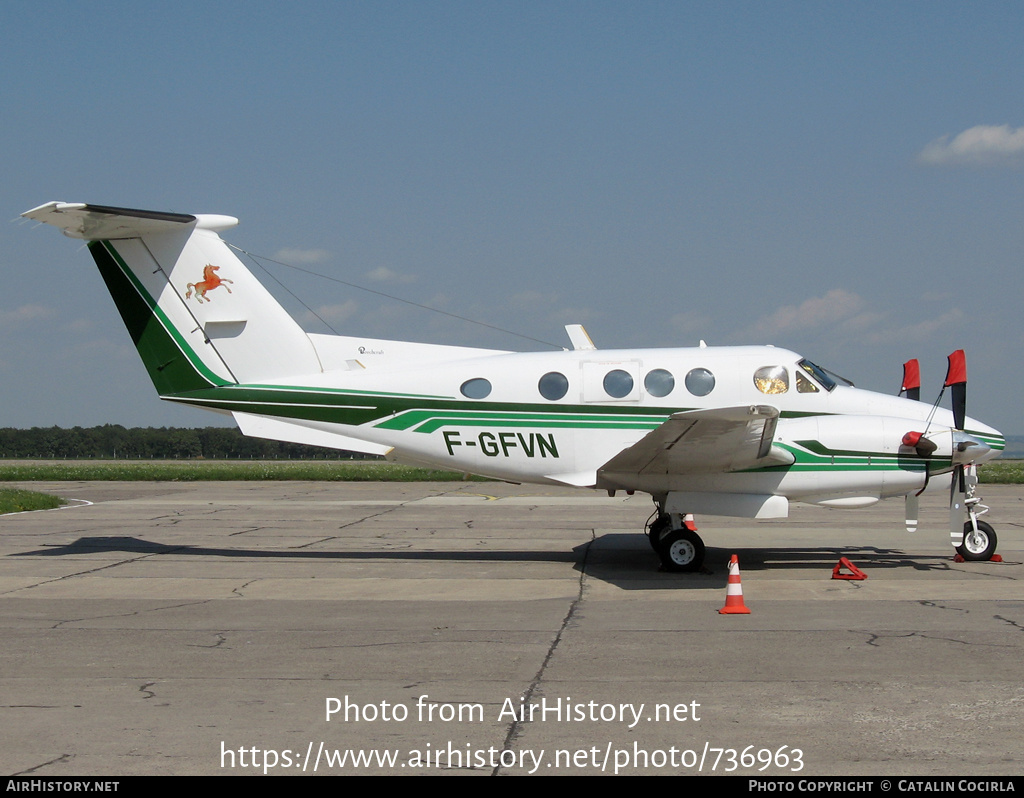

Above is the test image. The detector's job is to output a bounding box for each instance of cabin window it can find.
[460,378,492,399]
[754,366,789,395]
[603,369,634,399]
[538,371,569,401]
[684,368,715,397]
[644,368,675,398]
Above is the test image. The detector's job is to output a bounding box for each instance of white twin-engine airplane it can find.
[23,201,1005,572]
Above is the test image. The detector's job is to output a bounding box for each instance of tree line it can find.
[0,425,376,460]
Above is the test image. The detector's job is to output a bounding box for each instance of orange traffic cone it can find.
[719,554,751,614]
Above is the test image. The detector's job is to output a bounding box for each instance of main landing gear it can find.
[647,511,706,572]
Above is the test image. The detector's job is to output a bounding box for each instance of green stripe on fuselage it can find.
[375,408,670,433]
[167,387,691,431]
[750,441,940,474]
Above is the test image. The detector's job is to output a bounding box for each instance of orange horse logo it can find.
[185,264,234,303]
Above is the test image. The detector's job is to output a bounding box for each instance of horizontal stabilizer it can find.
[233,412,390,457]
[22,201,238,239]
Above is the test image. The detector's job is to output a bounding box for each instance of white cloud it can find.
[860,308,964,345]
[732,288,966,350]
[740,289,870,340]
[365,266,415,283]
[509,290,557,309]
[918,124,1024,166]
[0,304,55,327]
[310,300,358,325]
[274,247,330,264]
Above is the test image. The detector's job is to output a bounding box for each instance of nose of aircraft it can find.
[952,431,991,465]
[960,417,1003,465]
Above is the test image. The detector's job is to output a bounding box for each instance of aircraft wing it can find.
[598,404,792,479]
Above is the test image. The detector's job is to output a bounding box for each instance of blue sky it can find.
[4,1,1024,433]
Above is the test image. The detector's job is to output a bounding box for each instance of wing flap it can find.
[599,404,791,478]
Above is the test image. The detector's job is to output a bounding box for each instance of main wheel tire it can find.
[957,520,997,561]
[647,513,671,552]
[657,528,705,573]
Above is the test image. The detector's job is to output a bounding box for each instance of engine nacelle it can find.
[777,414,942,502]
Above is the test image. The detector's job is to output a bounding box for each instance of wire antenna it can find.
[230,245,561,349]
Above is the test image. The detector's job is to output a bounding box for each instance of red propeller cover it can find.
[901,359,920,392]
[945,350,966,387]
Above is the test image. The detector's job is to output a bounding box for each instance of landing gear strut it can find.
[647,509,706,572]
[954,466,998,562]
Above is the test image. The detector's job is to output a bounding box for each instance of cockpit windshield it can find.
[797,359,851,392]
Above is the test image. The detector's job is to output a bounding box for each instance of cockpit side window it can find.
[754,365,789,395]
[797,359,837,391]
[795,372,819,393]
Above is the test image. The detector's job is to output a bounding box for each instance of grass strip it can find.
[0,487,66,514]
[0,460,487,482]
[975,461,1024,484]
[0,459,1019,484]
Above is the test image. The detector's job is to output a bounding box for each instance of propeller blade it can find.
[944,350,966,430]
[905,493,919,533]
[949,465,966,544]
[900,358,920,401]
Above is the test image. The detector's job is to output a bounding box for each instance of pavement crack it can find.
[191,633,229,649]
[228,526,266,537]
[290,485,472,548]
[917,600,969,615]
[11,753,73,775]
[231,580,258,597]
[292,536,337,549]
[48,599,211,629]
[491,532,593,776]
[994,614,1024,633]
[1,547,190,596]
[861,629,1016,650]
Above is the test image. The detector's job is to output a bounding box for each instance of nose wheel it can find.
[957,519,997,561]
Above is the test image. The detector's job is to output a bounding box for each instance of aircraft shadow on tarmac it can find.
[582,533,963,588]
[10,533,964,591]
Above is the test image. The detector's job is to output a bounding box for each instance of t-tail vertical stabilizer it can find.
[22,202,322,398]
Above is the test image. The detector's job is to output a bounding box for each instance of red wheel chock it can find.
[832,557,867,580]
